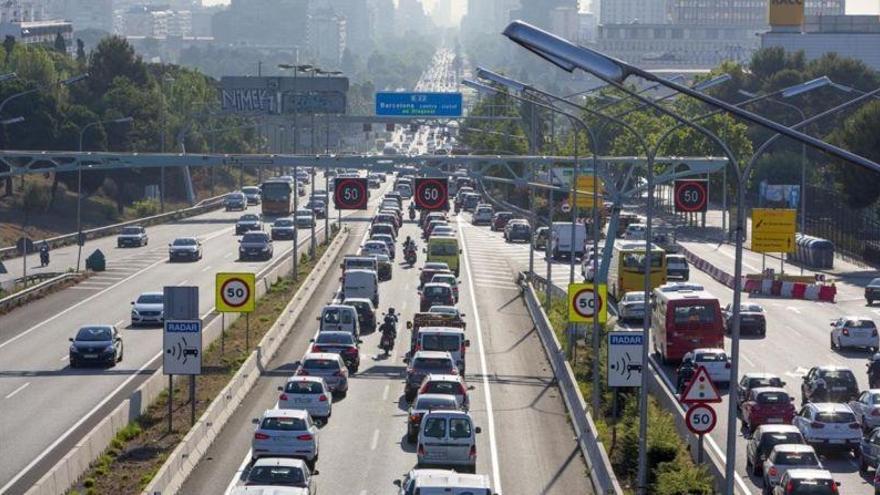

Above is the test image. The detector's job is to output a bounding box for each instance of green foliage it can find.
[829,101,880,208]
[21,181,50,214]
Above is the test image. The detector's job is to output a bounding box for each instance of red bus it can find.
[651,288,723,364]
[261,179,295,216]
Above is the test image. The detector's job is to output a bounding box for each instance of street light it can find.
[0,116,23,125]
[75,116,134,272]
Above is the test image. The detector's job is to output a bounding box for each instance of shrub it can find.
[21,182,50,214]
[132,199,160,218]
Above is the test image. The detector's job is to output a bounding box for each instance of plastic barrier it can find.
[819,284,837,302]
[792,283,807,299]
[771,280,783,296]
[804,285,820,300]
[744,278,761,293]
[781,281,794,298]
[787,234,835,270]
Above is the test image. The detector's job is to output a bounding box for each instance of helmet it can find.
[388,307,396,315]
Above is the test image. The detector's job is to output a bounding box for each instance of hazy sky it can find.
[201,0,878,15]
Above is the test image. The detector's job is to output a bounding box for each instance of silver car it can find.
[618,291,646,322]
[296,353,349,396]
[849,389,880,432]
[251,409,318,468]
[168,237,202,261]
[417,410,481,472]
[130,291,163,326]
[762,444,822,490]
[278,376,332,423]
[234,457,315,494]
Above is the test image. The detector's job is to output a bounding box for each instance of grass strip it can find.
[542,297,715,495]
[68,226,339,495]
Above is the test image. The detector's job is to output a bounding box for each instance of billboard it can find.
[759,181,800,208]
[768,0,805,26]
[376,92,463,117]
[220,76,349,115]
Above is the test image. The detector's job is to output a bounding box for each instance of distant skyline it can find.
[201,0,878,15]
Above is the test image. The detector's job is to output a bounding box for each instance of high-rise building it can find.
[309,7,346,68]
[516,0,577,29]
[762,14,880,70]
[368,0,394,39]
[549,5,579,40]
[670,0,845,26]
[62,0,114,33]
[212,0,310,48]
[311,0,373,55]
[462,0,518,35]
[396,0,431,32]
[597,0,668,25]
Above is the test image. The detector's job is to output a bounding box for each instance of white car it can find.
[830,316,878,352]
[848,389,880,432]
[792,402,861,453]
[472,207,493,225]
[251,409,319,468]
[232,457,316,494]
[417,410,481,472]
[278,376,332,423]
[761,444,823,490]
[682,348,731,385]
[130,291,164,326]
[623,223,647,240]
[361,240,390,258]
[618,291,646,322]
[396,469,492,495]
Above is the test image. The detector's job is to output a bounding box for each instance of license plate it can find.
[830,439,845,444]
[767,418,783,423]
[832,386,846,391]
[83,354,98,358]
[294,398,311,404]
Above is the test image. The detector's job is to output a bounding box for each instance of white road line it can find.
[201,265,213,272]
[470,272,514,281]
[785,306,802,314]
[382,383,390,401]
[458,218,503,494]
[68,286,101,290]
[59,354,68,361]
[474,283,519,291]
[4,382,30,400]
[224,253,233,259]
[370,428,380,450]
[740,352,756,367]
[178,280,190,286]
[115,319,125,328]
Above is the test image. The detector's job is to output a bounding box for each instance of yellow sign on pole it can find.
[570,176,605,208]
[568,283,608,323]
[216,272,256,313]
[751,208,797,253]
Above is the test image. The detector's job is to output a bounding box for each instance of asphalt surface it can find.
[181,209,592,495]
[0,173,345,494]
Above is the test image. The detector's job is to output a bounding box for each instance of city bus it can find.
[607,241,667,300]
[260,179,295,216]
[651,288,723,363]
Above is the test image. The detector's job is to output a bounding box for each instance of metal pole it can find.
[546,188,553,308]
[245,312,250,351]
[324,171,330,244]
[636,152,655,495]
[293,164,299,281]
[799,142,806,275]
[591,139,601,417]
[220,313,225,355]
[569,128,578,286]
[167,375,173,433]
[189,375,196,426]
[160,165,165,212]
[528,184,535,278]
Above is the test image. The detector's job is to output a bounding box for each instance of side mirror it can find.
[403,357,411,364]
[475,426,482,434]
[464,340,471,347]
[790,397,795,402]
[468,385,476,391]
[312,469,320,476]
[309,338,315,343]
[251,418,260,425]
[407,322,413,329]
[358,339,364,344]
[68,337,74,342]
[781,381,786,387]
[316,316,321,321]
[130,301,135,305]
[393,480,402,487]
[461,314,466,318]
[459,249,463,254]
[168,243,172,247]
[277,386,283,391]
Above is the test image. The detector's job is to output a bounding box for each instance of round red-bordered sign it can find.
[674,180,708,213]
[414,178,448,211]
[685,402,717,435]
[334,178,368,210]
[220,277,250,308]
[572,287,603,319]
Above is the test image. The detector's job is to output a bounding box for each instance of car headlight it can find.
[103,345,115,353]
[69,345,78,353]
[262,247,269,252]
[131,308,139,315]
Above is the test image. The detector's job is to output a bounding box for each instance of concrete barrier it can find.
[0,272,81,313]
[142,228,350,495]
[24,224,345,495]
[521,279,622,495]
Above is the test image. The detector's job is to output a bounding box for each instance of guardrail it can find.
[143,228,350,495]
[0,272,81,313]
[1,193,228,260]
[23,223,342,495]
[520,279,622,495]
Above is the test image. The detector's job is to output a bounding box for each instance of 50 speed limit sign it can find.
[334,178,368,210]
[216,272,255,313]
[685,403,717,435]
[567,283,607,323]
[674,179,708,213]
[414,178,448,211]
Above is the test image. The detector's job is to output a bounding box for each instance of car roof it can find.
[783,468,834,480]
[285,375,326,385]
[316,331,354,339]
[261,408,309,419]
[692,348,726,354]
[414,350,454,359]
[770,443,816,453]
[419,327,465,335]
[139,291,163,297]
[424,373,465,382]
[408,469,491,488]
[755,424,801,435]
[809,402,854,413]
[323,304,356,311]
[302,352,343,361]
[251,457,308,469]
[414,393,460,404]
[751,387,788,395]
[816,365,852,371]
[743,372,781,380]
[423,409,472,419]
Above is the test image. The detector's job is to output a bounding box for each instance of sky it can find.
[200,0,877,15]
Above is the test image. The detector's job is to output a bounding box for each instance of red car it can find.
[491,212,514,231]
[741,387,795,433]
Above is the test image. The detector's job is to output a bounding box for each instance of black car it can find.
[344,298,376,334]
[504,220,531,242]
[723,303,766,336]
[117,226,148,248]
[69,325,123,367]
[867,277,880,305]
[420,283,455,312]
[235,214,262,235]
[224,192,247,211]
[801,365,859,405]
[238,232,274,261]
[311,331,361,373]
[270,218,296,240]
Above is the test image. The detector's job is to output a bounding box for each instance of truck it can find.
[550,221,587,260]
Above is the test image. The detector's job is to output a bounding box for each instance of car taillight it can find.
[311,345,322,352]
[410,413,421,422]
[254,432,270,440]
[843,328,850,336]
[319,394,328,402]
[785,480,794,494]
[344,347,358,355]
[810,421,825,428]
[850,422,861,429]
[297,369,309,376]
[279,393,288,401]
[334,370,345,377]
[415,343,422,351]
[469,445,477,459]
[768,466,778,477]
[418,444,425,456]
[297,434,313,441]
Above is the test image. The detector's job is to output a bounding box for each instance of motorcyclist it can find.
[384,307,399,326]
[39,241,50,267]
[869,354,880,388]
[676,357,696,394]
[379,309,398,355]
[403,236,416,252]
[409,202,416,221]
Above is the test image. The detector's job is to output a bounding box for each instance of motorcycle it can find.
[39,248,49,267]
[404,246,417,267]
[409,206,416,221]
[379,330,395,355]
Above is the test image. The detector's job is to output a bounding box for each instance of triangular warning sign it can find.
[680,366,722,404]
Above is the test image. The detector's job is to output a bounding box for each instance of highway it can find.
[0,172,346,494]
[181,206,591,494]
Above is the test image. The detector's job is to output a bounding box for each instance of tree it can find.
[3,35,15,58]
[748,47,805,90]
[76,39,86,63]
[53,33,66,53]
[829,101,880,208]
[87,36,150,97]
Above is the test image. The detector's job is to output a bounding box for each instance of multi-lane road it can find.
[180,206,592,494]
[0,173,347,494]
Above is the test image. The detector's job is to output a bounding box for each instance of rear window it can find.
[425,286,450,297]
[757,392,788,404]
[695,352,727,362]
[414,396,457,410]
[449,418,472,438]
[422,334,461,352]
[247,465,306,486]
[316,333,353,345]
[285,381,324,394]
[673,304,716,324]
[414,357,454,371]
[846,319,876,329]
[303,359,340,371]
[121,227,142,235]
[761,432,803,450]
[819,370,856,383]
[425,381,464,395]
[775,451,818,465]
[261,417,307,431]
[742,304,763,312]
[749,377,783,388]
[815,411,856,423]
[422,417,447,438]
[788,479,836,494]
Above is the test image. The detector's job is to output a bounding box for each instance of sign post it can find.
[414,178,449,211]
[674,180,709,213]
[333,178,368,210]
[163,319,202,427]
[607,331,644,387]
[752,208,797,254]
[570,176,604,209]
[567,283,607,324]
[216,272,256,351]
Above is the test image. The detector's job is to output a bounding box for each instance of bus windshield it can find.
[673,304,717,324]
[430,242,459,256]
[262,182,291,201]
[622,253,664,272]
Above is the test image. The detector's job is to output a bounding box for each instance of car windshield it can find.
[668,258,687,266]
[261,417,306,431]
[869,278,880,288]
[241,215,259,221]
[695,352,727,362]
[303,359,340,371]
[121,227,142,235]
[242,233,268,243]
[76,326,112,341]
[274,219,293,227]
[246,465,306,486]
[819,370,856,383]
[425,381,463,395]
[757,392,788,404]
[316,333,354,345]
[429,306,456,315]
[414,357,453,371]
[262,182,291,201]
[624,293,644,302]
[749,377,783,388]
[285,381,324,394]
[429,243,458,256]
[296,210,312,217]
[422,334,460,351]
[815,411,856,423]
[762,432,803,450]
[775,451,818,465]
[673,304,717,324]
[788,479,836,494]
[172,238,197,246]
[867,393,880,404]
[137,294,163,304]
[415,396,457,410]
[242,187,260,195]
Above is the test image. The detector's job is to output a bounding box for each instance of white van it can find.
[623,223,647,240]
[343,269,379,307]
[341,255,378,273]
[417,411,481,472]
[551,221,587,260]
[415,327,469,374]
[318,304,360,336]
[396,469,494,495]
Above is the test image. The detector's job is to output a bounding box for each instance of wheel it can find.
[746,457,753,475]
[69,358,77,368]
[751,457,762,476]
[831,335,837,350]
[869,299,875,306]
[118,344,124,362]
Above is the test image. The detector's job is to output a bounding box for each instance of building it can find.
[311,0,373,55]
[62,0,115,33]
[308,8,346,68]
[578,10,597,42]
[0,1,47,23]
[670,0,845,26]
[212,0,310,48]
[462,0,518,35]
[516,0,576,28]
[549,5,579,41]
[762,14,880,70]
[118,5,192,37]
[597,0,668,25]
[367,0,394,39]
[0,19,73,47]
[396,0,431,33]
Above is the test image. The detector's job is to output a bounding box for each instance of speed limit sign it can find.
[216,272,255,313]
[674,179,708,213]
[685,402,717,435]
[567,283,607,323]
[414,178,448,211]
[334,178,368,210]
